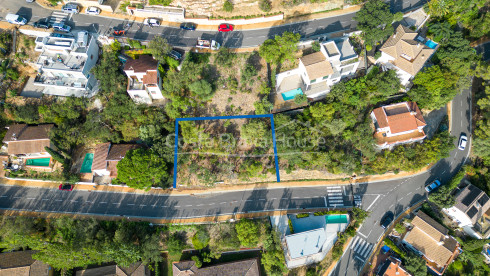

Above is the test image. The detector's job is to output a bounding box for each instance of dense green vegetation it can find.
[354,0,396,47]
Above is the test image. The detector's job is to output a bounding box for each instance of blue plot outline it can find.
[173,114,280,188]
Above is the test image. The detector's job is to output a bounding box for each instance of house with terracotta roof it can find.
[172,258,260,276]
[402,211,460,275]
[275,37,359,101]
[0,250,51,276]
[443,183,490,239]
[123,55,164,104]
[370,102,426,149]
[75,262,149,276]
[376,257,411,276]
[91,142,140,178]
[376,25,437,86]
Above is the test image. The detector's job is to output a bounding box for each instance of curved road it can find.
[0,0,426,48]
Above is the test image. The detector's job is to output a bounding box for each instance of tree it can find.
[214,47,236,68]
[192,229,210,250]
[294,94,308,105]
[166,233,185,256]
[191,256,202,268]
[148,36,171,63]
[235,219,259,247]
[393,12,404,22]
[91,48,127,94]
[311,41,321,52]
[427,0,451,17]
[189,79,214,102]
[254,97,274,114]
[429,185,456,208]
[241,121,270,147]
[354,0,395,46]
[259,0,272,12]
[259,32,300,64]
[404,252,427,276]
[409,65,458,110]
[427,21,453,43]
[114,148,169,190]
[223,0,233,12]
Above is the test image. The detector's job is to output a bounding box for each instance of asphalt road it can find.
[475,41,490,62]
[0,0,427,48]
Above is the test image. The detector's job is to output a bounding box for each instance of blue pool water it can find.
[282,88,303,101]
[325,214,348,224]
[425,39,438,49]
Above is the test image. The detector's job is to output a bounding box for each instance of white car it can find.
[85,6,101,15]
[143,18,161,27]
[458,134,468,150]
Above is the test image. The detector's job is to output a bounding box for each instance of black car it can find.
[34,18,51,29]
[180,22,196,31]
[380,212,394,229]
[168,50,183,60]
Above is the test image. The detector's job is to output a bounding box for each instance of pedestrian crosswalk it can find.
[326,186,344,207]
[49,11,69,24]
[350,236,374,261]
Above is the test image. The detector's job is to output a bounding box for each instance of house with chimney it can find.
[123,55,164,104]
[376,25,437,86]
[376,256,411,276]
[0,250,51,276]
[402,211,460,275]
[75,262,149,276]
[172,258,260,276]
[443,183,490,239]
[91,142,140,179]
[370,102,427,149]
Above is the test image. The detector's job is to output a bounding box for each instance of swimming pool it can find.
[425,39,438,49]
[282,88,303,101]
[26,158,51,167]
[325,214,348,224]
[80,153,94,173]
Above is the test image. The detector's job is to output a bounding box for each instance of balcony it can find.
[37,52,86,71]
[128,78,145,90]
[34,75,87,90]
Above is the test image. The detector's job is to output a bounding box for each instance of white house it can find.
[443,183,490,239]
[370,101,427,149]
[33,32,99,97]
[275,36,360,100]
[123,55,164,104]
[376,25,437,86]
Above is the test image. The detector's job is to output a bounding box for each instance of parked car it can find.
[168,50,182,60]
[59,184,73,191]
[180,22,196,30]
[52,23,72,33]
[85,6,101,15]
[218,23,234,32]
[425,180,442,193]
[62,3,80,14]
[380,212,394,229]
[458,134,468,150]
[143,18,160,27]
[26,0,35,3]
[34,18,51,29]
[6,13,27,25]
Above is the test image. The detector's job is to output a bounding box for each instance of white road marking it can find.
[355,255,365,262]
[354,239,366,251]
[208,203,215,205]
[357,232,367,238]
[197,204,204,206]
[42,198,49,201]
[350,236,360,249]
[174,205,181,207]
[185,205,193,207]
[324,196,328,207]
[112,203,119,205]
[100,202,107,204]
[55,199,63,202]
[0,195,7,198]
[140,204,146,207]
[127,203,135,206]
[362,244,373,258]
[366,194,380,211]
[27,197,35,200]
[13,196,21,199]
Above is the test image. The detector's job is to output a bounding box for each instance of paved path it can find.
[0,0,427,48]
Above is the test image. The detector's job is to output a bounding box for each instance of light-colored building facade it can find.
[123,55,164,104]
[376,25,437,86]
[370,102,427,149]
[33,32,99,97]
[443,183,490,239]
[275,37,360,100]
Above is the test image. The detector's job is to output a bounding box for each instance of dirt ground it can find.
[177,0,344,18]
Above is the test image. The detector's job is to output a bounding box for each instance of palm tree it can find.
[428,21,453,43]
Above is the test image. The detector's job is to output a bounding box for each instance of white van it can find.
[6,14,27,25]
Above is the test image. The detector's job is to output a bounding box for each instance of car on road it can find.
[6,14,27,25]
[62,3,80,14]
[218,23,234,32]
[52,23,72,33]
[33,18,51,29]
[380,212,394,229]
[425,180,441,193]
[143,18,161,27]
[59,184,73,191]
[85,6,101,15]
[26,0,35,3]
[458,134,468,150]
[180,22,196,30]
[168,50,183,60]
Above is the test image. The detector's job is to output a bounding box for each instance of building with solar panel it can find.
[443,183,490,239]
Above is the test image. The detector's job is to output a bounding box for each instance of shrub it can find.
[128,39,142,49]
[259,0,272,12]
[374,51,382,60]
[296,213,309,218]
[294,94,308,105]
[311,41,321,52]
[191,256,202,268]
[223,0,234,12]
[288,219,294,234]
[331,242,344,260]
[166,234,185,256]
[110,40,121,52]
[44,147,66,164]
[149,0,172,5]
[192,229,210,250]
[235,219,259,247]
[366,44,372,51]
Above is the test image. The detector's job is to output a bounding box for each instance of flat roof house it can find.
[91,143,140,178]
[33,32,99,97]
[2,124,53,158]
[0,250,51,276]
[402,211,460,275]
[275,37,359,101]
[370,101,426,149]
[172,258,260,276]
[376,25,437,86]
[123,55,164,104]
[444,183,490,239]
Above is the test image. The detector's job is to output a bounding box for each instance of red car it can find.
[59,184,73,191]
[218,23,234,32]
